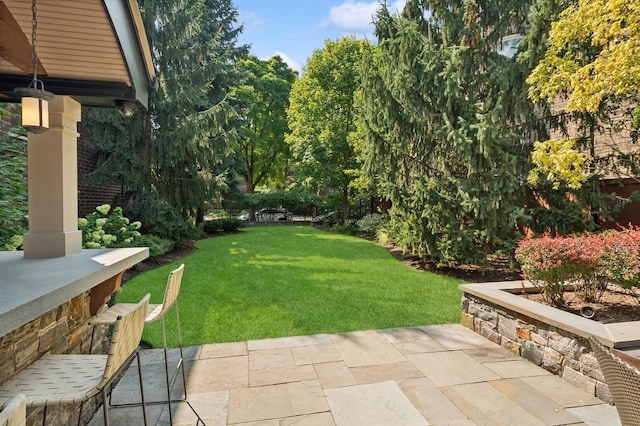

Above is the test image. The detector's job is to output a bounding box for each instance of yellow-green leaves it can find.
[527,139,588,189]
[527,0,640,113]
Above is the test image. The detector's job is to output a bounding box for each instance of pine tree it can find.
[360,0,538,263]
[143,0,248,223]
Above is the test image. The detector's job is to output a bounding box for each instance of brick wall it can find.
[77,109,122,217]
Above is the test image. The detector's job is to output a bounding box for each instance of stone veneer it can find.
[0,292,108,425]
[460,281,640,406]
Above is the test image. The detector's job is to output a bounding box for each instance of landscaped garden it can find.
[114,226,464,348]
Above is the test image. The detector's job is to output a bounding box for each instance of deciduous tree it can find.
[287,36,370,221]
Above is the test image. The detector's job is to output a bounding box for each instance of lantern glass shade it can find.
[21,96,49,133]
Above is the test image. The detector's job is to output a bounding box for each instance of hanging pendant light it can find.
[14,0,54,134]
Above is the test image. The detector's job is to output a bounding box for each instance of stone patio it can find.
[89,324,621,425]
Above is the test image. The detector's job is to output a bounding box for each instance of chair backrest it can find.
[589,337,640,426]
[160,263,184,313]
[98,293,150,389]
[0,393,25,426]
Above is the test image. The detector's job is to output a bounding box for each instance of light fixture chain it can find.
[31,0,38,84]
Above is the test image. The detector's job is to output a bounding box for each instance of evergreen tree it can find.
[143,0,248,224]
[360,0,538,263]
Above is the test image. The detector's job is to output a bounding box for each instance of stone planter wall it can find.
[460,290,613,403]
[0,292,106,425]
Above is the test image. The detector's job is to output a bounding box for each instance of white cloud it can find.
[325,1,406,33]
[273,51,301,74]
[238,10,265,34]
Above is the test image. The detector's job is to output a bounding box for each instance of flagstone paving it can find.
[89,324,621,425]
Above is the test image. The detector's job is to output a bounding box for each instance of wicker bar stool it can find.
[589,336,640,426]
[0,294,151,426]
[88,264,201,425]
[0,393,26,426]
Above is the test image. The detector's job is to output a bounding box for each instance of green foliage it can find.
[224,190,324,216]
[0,108,28,251]
[203,217,242,233]
[115,226,463,346]
[132,234,175,258]
[78,204,142,249]
[232,55,297,192]
[356,213,388,236]
[142,0,247,223]
[287,37,372,222]
[360,0,536,264]
[124,190,200,244]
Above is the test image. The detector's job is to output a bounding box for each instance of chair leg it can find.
[161,315,173,425]
[42,405,47,426]
[136,351,149,426]
[175,302,188,400]
[102,388,109,426]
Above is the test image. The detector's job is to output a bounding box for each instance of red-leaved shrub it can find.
[515,227,640,307]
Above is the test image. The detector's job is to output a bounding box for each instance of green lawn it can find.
[115,226,464,347]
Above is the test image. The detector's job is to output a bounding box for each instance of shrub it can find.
[515,228,640,307]
[599,227,640,289]
[356,213,388,236]
[78,204,142,249]
[203,217,242,234]
[130,234,175,258]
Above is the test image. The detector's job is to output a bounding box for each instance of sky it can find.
[234,0,407,73]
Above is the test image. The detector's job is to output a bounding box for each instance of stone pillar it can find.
[23,96,83,258]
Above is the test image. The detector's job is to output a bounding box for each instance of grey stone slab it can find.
[313,361,356,389]
[521,375,604,408]
[248,334,332,351]
[232,412,335,426]
[350,361,424,384]
[87,404,164,426]
[605,321,640,347]
[250,364,318,387]
[419,324,499,350]
[463,346,519,363]
[287,380,330,415]
[398,378,473,425]
[443,382,547,425]
[484,359,552,378]
[330,330,407,367]
[391,339,448,355]
[184,356,249,393]
[250,348,295,370]
[325,381,429,425]
[200,341,248,359]
[567,404,622,426]
[109,359,187,405]
[133,346,201,366]
[291,343,342,365]
[157,391,228,426]
[407,350,501,387]
[379,327,431,343]
[228,384,293,424]
[280,412,336,425]
[490,378,584,425]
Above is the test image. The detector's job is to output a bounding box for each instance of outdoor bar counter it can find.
[0,247,148,339]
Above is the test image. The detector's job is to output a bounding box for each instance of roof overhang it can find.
[0,0,155,109]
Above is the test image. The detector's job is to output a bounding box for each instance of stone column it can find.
[23,96,83,258]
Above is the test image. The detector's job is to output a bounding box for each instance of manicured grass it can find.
[115,226,464,347]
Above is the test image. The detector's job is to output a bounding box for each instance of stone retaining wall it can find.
[0,292,106,425]
[460,293,613,404]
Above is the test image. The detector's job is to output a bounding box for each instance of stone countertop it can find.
[0,247,148,338]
